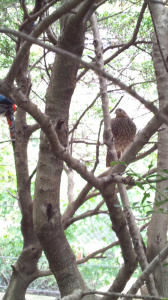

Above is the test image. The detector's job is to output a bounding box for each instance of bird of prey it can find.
[106,108,136,167]
[0,95,17,140]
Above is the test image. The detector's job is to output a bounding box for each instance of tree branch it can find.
[2,28,168,125]
[4,0,87,84]
[104,1,148,64]
[76,241,119,264]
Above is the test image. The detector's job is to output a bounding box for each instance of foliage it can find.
[0,0,168,298]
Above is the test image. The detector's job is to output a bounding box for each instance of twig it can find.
[21,0,31,21]
[133,144,158,162]
[76,241,119,264]
[65,199,106,227]
[7,189,19,200]
[29,167,37,181]
[104,1,148,64]
[69,93,100,134]
[2,28,168,125]
[19,0,60,32]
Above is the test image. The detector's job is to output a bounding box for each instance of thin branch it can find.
[133,144,157,162]
[19,0,60,31]
[103,40,152,53]
[83,291,163,300]
[29,167,37,181]
[29,51,50,72]
[77,241,119,265]
[69,92,101,134]
[125,245,168,299]
[65,199,105,226]
[4,0,87,84]
[69,140,98,145]
[139,221,150,231]
[21,0,31,20]
[45,26,58,45]
[43,33,51,79]
[104,1,148,64]
[103,172,168,186]
[7,189,19,200]
[31,89,46,103]
[2,28,168,125]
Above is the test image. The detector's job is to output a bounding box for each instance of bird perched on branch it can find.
[0,95,17,140]
[106,108,136,167]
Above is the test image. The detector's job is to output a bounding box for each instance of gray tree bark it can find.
[147,2,168,297]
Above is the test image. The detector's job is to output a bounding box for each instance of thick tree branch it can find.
[4,0,87,84]
[1,28,168,125]
[19,0,62,31]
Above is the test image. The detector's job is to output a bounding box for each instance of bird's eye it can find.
[119,109,122,112]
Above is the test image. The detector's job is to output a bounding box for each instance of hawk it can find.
[106,108,136,167]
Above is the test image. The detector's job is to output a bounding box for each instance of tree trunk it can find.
[147,2,168,297]
[33,7,96,299]
[3,3,43,298]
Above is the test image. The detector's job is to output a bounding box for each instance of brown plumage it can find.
[106,108,136,167]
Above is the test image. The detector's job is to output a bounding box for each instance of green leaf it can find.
[160,169,168,174]
[110,161,126,166]
[163,263,168,267]
[102,237,106,242]
[146,210,157,216]
[142,192,150,204]
[136,182,144,190]
[126,172,137,176]
[148,163,153,170]
[155,198,168,207]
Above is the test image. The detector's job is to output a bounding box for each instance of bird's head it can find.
[115,108,128,118]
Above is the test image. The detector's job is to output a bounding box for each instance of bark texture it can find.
[3,2,43,299]
[33,3,96,298]
[147,3,168,297]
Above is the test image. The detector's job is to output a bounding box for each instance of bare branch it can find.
[2,28,168,125]
[133,144,157,162]
[4,0,87,84]
[29,167,37,181]
[69,92,100,134]
[65,199,106,227]
[103,40,152,53]
[125,245,168,299]
[19,0,60,31]
[104,2,148,64]
[21,0,31,21]
[45,26,58,45]
[117,182,158,296]
[76,242,118,264]
[7,189,19,200]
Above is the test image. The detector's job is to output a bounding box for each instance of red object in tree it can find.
[0,95,17,140]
